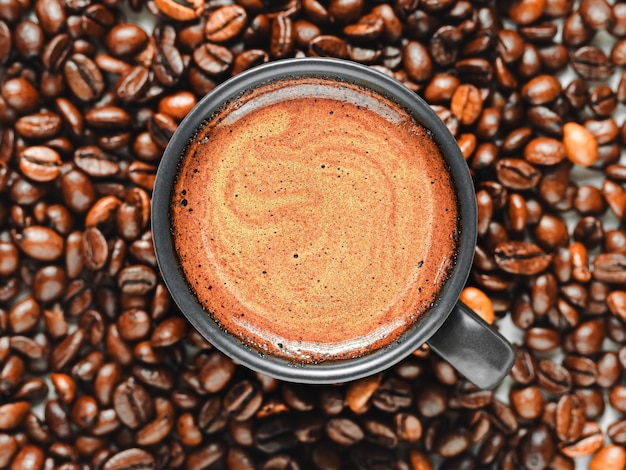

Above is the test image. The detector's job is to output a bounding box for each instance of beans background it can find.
[1,0,626,468]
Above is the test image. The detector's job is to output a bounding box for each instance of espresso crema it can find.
[171,77,459,362]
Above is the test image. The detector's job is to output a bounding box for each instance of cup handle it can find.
[426,301,516,389]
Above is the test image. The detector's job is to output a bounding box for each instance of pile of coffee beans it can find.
[2,0,626,468]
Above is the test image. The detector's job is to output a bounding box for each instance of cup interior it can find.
[152,58,477,384]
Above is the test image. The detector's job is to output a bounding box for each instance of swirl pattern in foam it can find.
[171,77,459,362]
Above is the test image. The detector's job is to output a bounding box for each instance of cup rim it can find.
[152,57,477,384]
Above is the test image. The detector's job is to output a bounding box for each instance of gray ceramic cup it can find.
[152,58,515,389]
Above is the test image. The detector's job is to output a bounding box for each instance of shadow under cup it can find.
[152,58,515,388]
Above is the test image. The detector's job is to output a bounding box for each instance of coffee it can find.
[171,76,459,362]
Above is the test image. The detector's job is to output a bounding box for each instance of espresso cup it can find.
[153,58,515,389]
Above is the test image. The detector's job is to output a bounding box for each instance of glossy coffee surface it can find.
[171,77,459,361]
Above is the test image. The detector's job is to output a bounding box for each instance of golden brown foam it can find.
[172,77,458,362]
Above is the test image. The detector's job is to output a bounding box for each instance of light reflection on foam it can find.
[219,82,405,126]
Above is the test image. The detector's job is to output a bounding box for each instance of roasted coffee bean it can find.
[113,378,154,429]
[11,444,44,470]
[593,253,626,283]
[487,400,518,435]
[103,448,156,470]
[205,5,248,43]
[555,394,585,442]
[85,106,132,130]
[563,355,597,387]
[2,78,40,114]
[34,0,65,35]
[571,46,614,81]
[450,84,482,126]
[495,158,541,190]
[517,424,554,469]
[537,359,572,394]
[559,422,604,458]
[105,24,149,57]
[154,0,203,20]
[18,146,62,183]
[60,169,97,213]
[494,241,552,275]
[255,415,298,453]
[147,112,178,149]
[527,105,563,136]
[198,351,236,393]
[186,442,226,470]
[510,346,536,385]
[16,111,62,140]
[193,43,233,76]
[403,41,432,82]
[0,401,30,430]
[608,420,626,444]
[326,418,364,446]
[510,385,544,420]
[524,137,566,165]
[64,54,105,102]
[521,75,562,105]
[308,34,347,58]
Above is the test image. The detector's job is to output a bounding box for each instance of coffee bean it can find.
[496,158,541,190]
[450,84,482,126]
[2,78,40,114]
[555,394,585,443]
[153,42,184,86]
[11,444,44,470]
[608,419,626,444]
[80,4,115,37]
[85,106,132,130]
[199,351,235,393]
[150,316,187,347]
[0,401,30,430]
[487,400,518,435]
[526,327,560,352]
[524,137,566,165]
[494,241,552,275]
[537,359,572,394]
[60,169,97,213]
[155,0,203,21]
[64,54,105,102]
[103,448,156,470]
[563,355,597,387]
[73,146,120,179]
[14,20,44,60]
[593,253,626,283]
[18,146,62,183]
[0,21,10,66]
[559,422,604,458]
[403,41,432,82]
[113,378,154,429]
[517,424,554,469]
[186,442,226,470]
[34,0,65,35]
[205,5,248,43]
[193,43,233,76]
[13,225,64,262]
[326,418,364,446]
[55,97,84,138]
[344,14,383,43]
[147,112,178,149]
[521,75,562,105]
[510,385,544,420]
[571,46,614,81]
[105,24,149,57]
